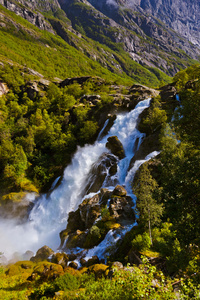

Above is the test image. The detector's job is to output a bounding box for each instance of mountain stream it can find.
[0,98,159,263]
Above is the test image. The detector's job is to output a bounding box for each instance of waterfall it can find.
[0,98,159,263]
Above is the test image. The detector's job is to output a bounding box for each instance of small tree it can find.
[133,164,163,245]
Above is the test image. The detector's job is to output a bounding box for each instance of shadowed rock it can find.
[106,136,125,159]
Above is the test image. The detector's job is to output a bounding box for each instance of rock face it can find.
[1,0,199,77]
[59,185,135,252]
[0,0,55,33]
[0,82,8,96]
[139,0,200,47]
[30,245,54,262]
[106,136,125,159]
[87,0,200,48]
[58,0,200,75]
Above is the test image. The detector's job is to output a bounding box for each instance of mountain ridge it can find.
[0,0,199,78]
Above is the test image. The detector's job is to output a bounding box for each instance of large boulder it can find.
[65,230,87,248]
[84,153,118,194]
[106,136,125,159]
[51,252,69,268]
[30,245,54,262]
[109,194,135,222]
[79,194,101,228]
[112,185,127,197]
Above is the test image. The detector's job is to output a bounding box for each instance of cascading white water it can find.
[0,98,158,263]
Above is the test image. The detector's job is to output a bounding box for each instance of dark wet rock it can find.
[109,195,135,222]
[100,188,112,205]
[68,261,78,269]
[112,185,127,197]
[84,225,102,248]
[106,136,125,159]
[51,252,69,268]
[129,132,160,169]
[65,210,85,234]
[59,76,91,88]
[65,230,87,248]
[86,256,100,267]
[109,163,117,176]
[30,245,54,262]
[80,258,87,267]
[68,253,77,261]
[84,153,118,194]
[97,114,117,140]
[79,195,101,228]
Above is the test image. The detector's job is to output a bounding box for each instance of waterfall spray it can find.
[0,98,160,263]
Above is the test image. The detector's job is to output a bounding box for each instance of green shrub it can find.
[131,232,152,252]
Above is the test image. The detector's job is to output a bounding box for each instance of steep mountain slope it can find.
[58,0,200,75]
[0,0,199,78]
[139,0,200,47]
[86,0,200,47]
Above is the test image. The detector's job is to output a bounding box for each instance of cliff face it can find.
[58,0,200,75]
[139,0,200,47]
[86,0,200,47]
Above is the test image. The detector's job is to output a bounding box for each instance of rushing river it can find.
[0,98,159,263]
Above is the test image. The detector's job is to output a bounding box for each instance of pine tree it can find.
[133,163,163,245]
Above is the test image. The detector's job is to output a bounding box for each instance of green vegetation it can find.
[0,4,171,87]
[0,63,118,200]
[0,258,194,299]
[0,1,200,297]
[129,64,200,284]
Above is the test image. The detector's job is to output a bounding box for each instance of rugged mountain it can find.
[0,0,199,78]
[84,0,200,47]
[57,0,200,75]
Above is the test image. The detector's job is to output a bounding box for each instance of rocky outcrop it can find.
[23,79,50,100]
[59,0,200,76]
[59,76,91,88]
[0,0,55,33]
[60,185,135,252]
[30,245,54,262]
[84,153,118,195]
[0,82,8,96]
[106,136,125,159]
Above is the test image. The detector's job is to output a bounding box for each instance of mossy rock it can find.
[88,264,109,279]
[112,185,127,197]
[65,230,87,248]
[33,262,64,279]
[30,245,54,262]
[106,136,125,159]
[83,225,102,249]
[51,252,69,268]
[6,261,34,276]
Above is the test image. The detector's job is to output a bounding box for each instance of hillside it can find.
[0,0,199,79]
[0,1,200,299]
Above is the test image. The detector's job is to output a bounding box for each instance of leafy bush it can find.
[131,232,152,252]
